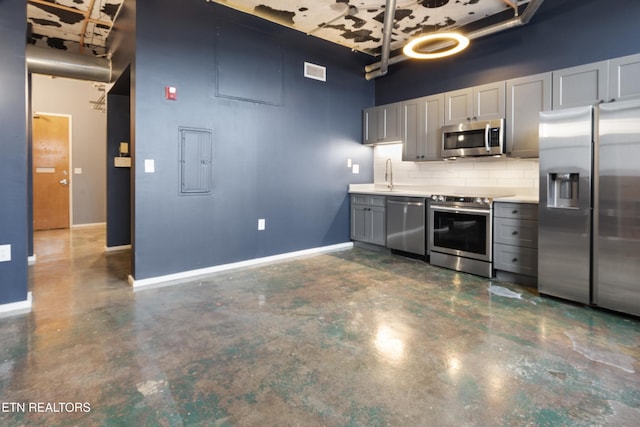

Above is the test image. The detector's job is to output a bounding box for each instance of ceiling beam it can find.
[79,0,97,54]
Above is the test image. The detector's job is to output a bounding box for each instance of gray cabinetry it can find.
[552,61,608,109]
[506,72,552,158]
[608,53,640,102]
[363,102,401,144]
[493,202,538,280]
[445,81,505,125]
[351,195,386,246]
[402,94,444,162]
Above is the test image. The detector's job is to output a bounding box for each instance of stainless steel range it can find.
[428,194,503,278]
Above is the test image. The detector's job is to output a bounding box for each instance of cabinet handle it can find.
[472,116,477,121]
[512,258,519,263]
[512,210,518,214]
[466,117,471,121]
[610,98,616,102]
[512,231,519,236]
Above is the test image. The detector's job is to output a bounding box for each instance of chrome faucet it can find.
[385,158,393,191]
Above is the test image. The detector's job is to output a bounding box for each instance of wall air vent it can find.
[304,62,326,82]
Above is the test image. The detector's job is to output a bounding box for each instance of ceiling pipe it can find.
[378,0,398,77]
[26,45,113,83]
[365,0,544,80]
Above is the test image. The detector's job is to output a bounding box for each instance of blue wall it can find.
[0,1,28,304]
[106,90,131,248]
[376,0,640,104]
[131,0,374,279]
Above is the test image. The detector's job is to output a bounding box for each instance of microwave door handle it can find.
[484,124,490,152]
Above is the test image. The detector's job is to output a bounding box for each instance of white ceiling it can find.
[27,0,530,57]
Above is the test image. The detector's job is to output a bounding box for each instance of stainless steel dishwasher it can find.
[386,197,426,256]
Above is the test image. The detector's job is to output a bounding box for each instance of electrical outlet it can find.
[258,219,266,231]
[0,244,11,262]
[144,159,155,173]
[352,164,360,174]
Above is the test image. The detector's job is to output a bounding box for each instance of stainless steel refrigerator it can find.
[538,99,640,317]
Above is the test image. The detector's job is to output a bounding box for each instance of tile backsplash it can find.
[373,143,539,194]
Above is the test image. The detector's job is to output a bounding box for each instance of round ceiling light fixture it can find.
[403,32,470,59]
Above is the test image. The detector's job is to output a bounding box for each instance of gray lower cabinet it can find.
[402,94,444,161]
[493,202,538,280]
[351,195,386,246]
[506,72,552,158]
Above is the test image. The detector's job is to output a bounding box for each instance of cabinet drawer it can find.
[351,194,386,207]
[494,218,538,248]
[494,244,538,276]
[494,202,538,220]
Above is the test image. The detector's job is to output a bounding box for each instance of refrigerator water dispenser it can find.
[548,173,579,208]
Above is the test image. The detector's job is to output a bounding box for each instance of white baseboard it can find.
[71,222,106,229]
[130,242,353,291]
[28,255,37,265]
[105,244,131,253]
[0,292,33,318]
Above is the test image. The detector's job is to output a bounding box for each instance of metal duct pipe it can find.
[378,0,398,76]
[365,0,544,80]
[26,45,113,83]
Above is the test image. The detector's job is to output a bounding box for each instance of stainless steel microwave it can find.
[441,119,505,158]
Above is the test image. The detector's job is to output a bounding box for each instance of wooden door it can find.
[32,114,70,230]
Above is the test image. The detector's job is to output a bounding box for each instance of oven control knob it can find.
[431,195,438,201]
[475,197,483,205]
[438,195,445,202]
[484,198,491,204]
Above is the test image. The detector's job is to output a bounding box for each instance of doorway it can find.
[32,113,72,230]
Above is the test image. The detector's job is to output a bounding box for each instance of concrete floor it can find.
[1,226,639,426]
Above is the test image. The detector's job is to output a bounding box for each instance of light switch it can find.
[258,219,266,231]
[0,244,11,262]
[347,158,352,168]
[74,168,82,175]
[352,164,360,174]
[144,159,155,173]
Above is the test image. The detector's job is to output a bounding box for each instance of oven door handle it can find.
[484,123,490,152]
[430,205,490,215]
[387,200,424,207]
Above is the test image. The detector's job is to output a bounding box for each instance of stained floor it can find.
[1,226,639,426]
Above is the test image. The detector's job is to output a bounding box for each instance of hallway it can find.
[1,226,639,426]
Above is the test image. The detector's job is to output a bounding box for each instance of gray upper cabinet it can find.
[444,87,472,125]
[474,81,506,121]
[506,72,552,158]
[608,53,640,102]
[552,61,608,109]
[444,81,505,125]
[363,102,402,144]
[402,94,444,162]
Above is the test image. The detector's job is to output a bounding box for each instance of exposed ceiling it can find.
[209,0,532,56]
[27,0,531,59]
[27,0,124,56]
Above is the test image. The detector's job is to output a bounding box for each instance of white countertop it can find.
[348,183,539,204]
